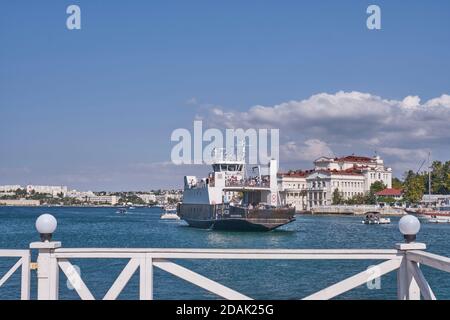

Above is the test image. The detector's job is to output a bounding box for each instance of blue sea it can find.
[0,206,449,300]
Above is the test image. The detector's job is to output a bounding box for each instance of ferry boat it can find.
[177,146,295,231]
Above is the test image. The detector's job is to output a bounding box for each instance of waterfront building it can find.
[376,188,403,200]
[65,190,96,199]
[0,192,16,197]
[0,185,22,192]
[138,193,157,204]
[306,169,366,207]
[0,199,40,206]
[26,185,68,197]
[278,155,394,210]
[313,155,392,190]
[277,171,311,211]
[421,194,450,206]
[84,195,120,206]
[155,192,182,205]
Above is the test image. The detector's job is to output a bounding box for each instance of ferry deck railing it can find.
[225,180,270,189]
[1,217,449,300]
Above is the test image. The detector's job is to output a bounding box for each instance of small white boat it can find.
[116,208,127,214]
[417,209,450,223]
[428,217,450,223]
[424,214,450,223]
[160,211,180,220]
[362,212,391,225]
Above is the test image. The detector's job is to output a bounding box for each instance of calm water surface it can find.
[0,207,449,300]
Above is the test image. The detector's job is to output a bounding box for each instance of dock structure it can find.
[310,205,405,215]
[0,215,449,300]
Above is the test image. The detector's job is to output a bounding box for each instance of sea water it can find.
[0,206,448,300]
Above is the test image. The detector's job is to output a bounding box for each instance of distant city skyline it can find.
[1,1,449,190]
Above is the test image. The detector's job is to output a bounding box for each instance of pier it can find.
[0,215,449,300]
[310,205,405,215]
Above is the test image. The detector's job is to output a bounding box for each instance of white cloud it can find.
[401,96,421,108]
[280,139,333,162]
[201,91,450,176]
[425,94,450,107]
[186,97,198,106]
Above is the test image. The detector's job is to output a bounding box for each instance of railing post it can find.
[20,251,31,300]
[396,242,425,300]
[30,241,61,300]
[139,255,153,300]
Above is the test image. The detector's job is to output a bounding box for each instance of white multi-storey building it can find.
[0,185,22,192]
[138,193,157,204]
[306,155,392,208]
[306,169,366,207]
[85,195,120,206]
[26,185,68,197]
[277,155,393,210]
[277,171,310,211]
[65,190,96,199]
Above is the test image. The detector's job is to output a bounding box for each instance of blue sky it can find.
[1,1,450,190]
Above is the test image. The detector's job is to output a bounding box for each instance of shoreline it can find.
[0,205,406,217]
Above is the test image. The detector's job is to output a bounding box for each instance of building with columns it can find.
[277,171,311,211]
[278,155,393,210]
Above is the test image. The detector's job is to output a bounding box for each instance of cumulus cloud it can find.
[200,91,450,176]
[280,139,334,162]
[401,96,421,108]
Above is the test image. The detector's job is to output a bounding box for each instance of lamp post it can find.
[30,214,61,300]
[396,214,425,300]
[35,214,57,242]
[398,215,421,243]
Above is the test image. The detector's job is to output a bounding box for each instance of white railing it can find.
[20,242,449,300]
[2,213,450,300]
[0,249,30,300]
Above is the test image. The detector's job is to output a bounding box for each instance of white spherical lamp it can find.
[398,215,420,243]
[35,214,57,242]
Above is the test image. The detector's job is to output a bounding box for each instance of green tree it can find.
[345,193,367,205]
[15,188,27,198]
[365,190,377,205]
[446,171,450,192]
[370,181,387,193]
[378,196,396,204]
[332,188,344,205]
[430,160,450,194]
[404,174,425,204]
[392,177,403,190]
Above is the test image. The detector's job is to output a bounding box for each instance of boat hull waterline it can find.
[178,203,296,231]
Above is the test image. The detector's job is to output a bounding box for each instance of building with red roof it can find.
[375,188,403,199]
[278,154,393,210]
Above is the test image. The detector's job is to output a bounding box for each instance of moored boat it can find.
[160,212,181,220]
[417,209,450,223]
[116,208,127,214]
[362,212,391,224]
